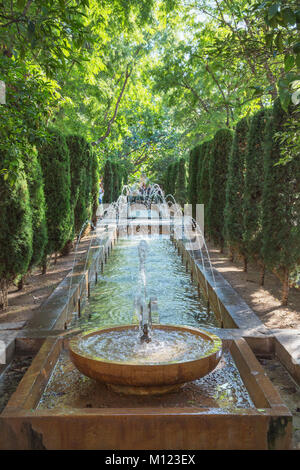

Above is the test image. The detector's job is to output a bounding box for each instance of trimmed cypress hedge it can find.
[174,157,187,207]
[169,161,179,197]
[38,129,72,270]
[188,145,201,218]
[103,160,113,204]
[112,161,121,202]
[24,148,48,270]
[208,129,233,251]
[66,135,89,235]
[0,152,33,307]
[198,140,212,236]
[90,146,99,227]
[102,159,127,204]
[262,99,300,305]
[185,104,299,305]
[243,108,270,284]
[224,117,249,269]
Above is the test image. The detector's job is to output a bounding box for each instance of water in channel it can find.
[74,235,219,330]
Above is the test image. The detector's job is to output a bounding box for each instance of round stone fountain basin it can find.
[69,324,222,395]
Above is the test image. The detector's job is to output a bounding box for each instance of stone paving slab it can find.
[273,330,300,385]
[0,331,18,374]
[0,321,26,331]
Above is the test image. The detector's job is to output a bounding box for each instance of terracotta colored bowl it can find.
[69,324,222,395]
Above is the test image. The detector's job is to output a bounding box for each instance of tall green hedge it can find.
[102,160,113,204]
[24,148,48,270]
[66,135,88,235]
[208,129,233,251]
[174,158,187,207]
[224,117,249,268]
[90,146,99,227]
[188,145,201,218]
[243,109,270,283]
[198,141,212,236]
[262,99,300,304]
[170,161,179,197]
[0,152,33,307]
[103,159,127,204]
[39,129,72,270]
[112,161,121,202]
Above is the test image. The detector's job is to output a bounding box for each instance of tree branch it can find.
[181,79,210,113]
[92,64,132,145]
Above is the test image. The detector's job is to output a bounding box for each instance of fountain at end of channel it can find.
[69,325,222,395]
[68,184,223,395]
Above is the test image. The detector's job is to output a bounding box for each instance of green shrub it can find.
[262,99,300,305]
[243,108,270,283]
[208,129,233,251]
[170,161,179,196]
[66,135,88,234]
[112,161,121,201]
[174,158,187,207]
[103,159,113,204]
[90,146,99,227]
[197,141,212,236]
[224,117,249,268]
[24,147,48,269]
[38,129,72,269]
[0,153,33,307]
[188,145,201,218]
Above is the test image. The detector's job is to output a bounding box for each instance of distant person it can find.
[99,182,104,204]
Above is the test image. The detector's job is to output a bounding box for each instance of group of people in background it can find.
[98,175,162,206]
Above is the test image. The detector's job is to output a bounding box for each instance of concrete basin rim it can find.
[68,323,223,367]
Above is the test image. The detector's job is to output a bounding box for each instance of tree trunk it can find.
[281,268,289,306]
[0,279,8,310]
[243,256,248,273]
[260,265,265,287]
[92,209,97,230]
[61,240,73,257]
[17,276,24,291]
[42,256,47,275]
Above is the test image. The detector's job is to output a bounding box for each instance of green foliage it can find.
[250,0,300,109]
[0,151,33,292]
[23,147,48,269]
[103,160,113,204]
[66,135,91,234]
[170,161,180,197]
[0,58,61,184]
[164,160,179,197]
[243,108,271,263]
[90,147,100,226]
[38,129,72,256]
[197,141,212,235]
[208,129,233,250]
[163,162,172,196]
[174,157,187,206]
[102,159,127,203]
[188,146,201,217]
[112,161,121,202]
[262,99,300,279]
[273,107,300,165]
[224,117,249,258]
